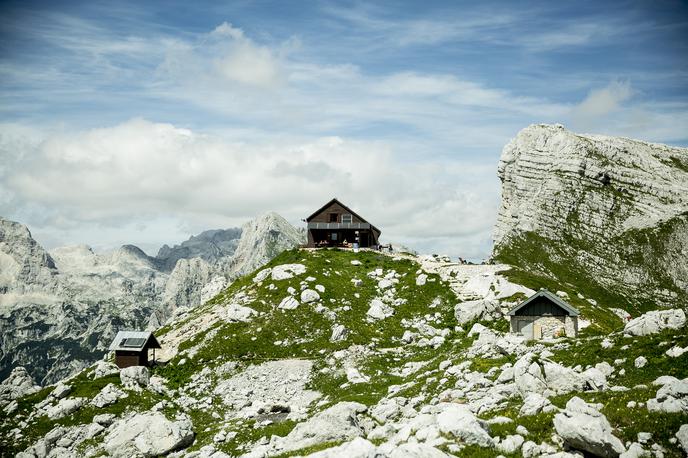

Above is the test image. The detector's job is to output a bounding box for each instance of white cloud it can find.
[0,119,498,260]
[572,80,633,122]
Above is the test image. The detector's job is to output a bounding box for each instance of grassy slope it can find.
[3,248,687,457]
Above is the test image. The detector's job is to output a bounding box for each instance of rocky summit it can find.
[0,212,304,385]
[493,125,688,315]
[1,126,687,458]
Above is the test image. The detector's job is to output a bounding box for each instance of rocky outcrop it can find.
[227,212,305,278]
[0,366,40,408]
[624,309,686,336]
[492,124,688,310]
[156,228,242,272]
[103,412,194,457]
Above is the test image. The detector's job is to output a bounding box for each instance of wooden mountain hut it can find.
[306,198,381,248]
[109,331,161,368]
[507,289,580,340]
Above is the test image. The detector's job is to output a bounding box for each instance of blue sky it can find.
[1,0,687,259]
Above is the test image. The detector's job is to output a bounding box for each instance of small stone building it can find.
[109,331,161,368]
[507,289,579,339]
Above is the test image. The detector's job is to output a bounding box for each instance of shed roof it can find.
[108,330,161,352]
[306,197,381,235]
[507,289,580,317]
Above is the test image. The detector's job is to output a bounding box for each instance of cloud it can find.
[572,80,634,121]
[0,119,498,260]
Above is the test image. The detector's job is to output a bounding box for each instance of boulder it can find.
[278,296,300,310]
[520,392,555,416]
[646,378,688,413]
[0,366,40,407]
[553,396,625,457]
[223,303,257,322]
[120,366,150,391]
[330,324,349,342]
[306,437,377,457]
[271,264,307,281]
[542,361,585,395]
[435,403,492,447]
[301,289,321,303]
[52,383,72,399]
[496,434,525,454]
[416,274,428,286]
[367,299,394,321]
[384,442,450,457]
[634,356,647,368]
[104,412,194,457]
[46,397,87,420]
[92,383,127,408]
[92,360,119,379]
[676,424,688,455]
[581,367,608,391]
[454,299,501,325]
[346,368,370,384]
[624,309,686,336]
[271,402,367,453]
[513,353,547,396]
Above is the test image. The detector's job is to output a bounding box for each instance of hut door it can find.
[518,319,535,339]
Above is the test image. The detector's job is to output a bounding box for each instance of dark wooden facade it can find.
[115,350,150,368]
[109,331,162,369]
[306,198,381,248]
[513,296,568,316]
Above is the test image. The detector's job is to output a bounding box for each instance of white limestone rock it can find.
[520,392,555,416]
[271,264,307,281]
[454,299,501,325]
[553,396,625,458]
[305,437,377,457]
[91,383,127,408]
[496,434,525,454]
[278,296,300,310]
[416,274,428,286]
[0,366,40,407]
[46,397,87,420]
[646,378,688,413]
[223,303,257,322]
[103,412,194,457]
[120,366,150,391]
[367,299,394,321]
[330,324,348,343]
[92,360,120,380]
[624,309,686,336]
[346,368,370,384]
[676,424,688,455]
[268,402,367,454]
[435,403,493,447]
[634,356,648,368]
[301,289,321,303]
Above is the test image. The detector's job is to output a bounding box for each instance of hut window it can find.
[342,214,352,223]
[329,213,338,222]
[331,232,338,241]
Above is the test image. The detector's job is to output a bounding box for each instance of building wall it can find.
[309,202,366,224]
[511,315,577,339]
[115,351,147,368]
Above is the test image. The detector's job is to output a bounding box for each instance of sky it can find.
[0,0,687,260]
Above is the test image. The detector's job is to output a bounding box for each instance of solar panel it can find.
[122,337,147,348]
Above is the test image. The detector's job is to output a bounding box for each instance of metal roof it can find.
[108,330,161,352]
[507,288,580,317]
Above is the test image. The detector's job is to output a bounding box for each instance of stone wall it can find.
[511,315,577,339]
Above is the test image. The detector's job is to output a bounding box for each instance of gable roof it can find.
[108,330,161,352]
[507,288,580,317]
[306,197,381,234]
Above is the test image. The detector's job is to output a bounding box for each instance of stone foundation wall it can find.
[511,315,578,339]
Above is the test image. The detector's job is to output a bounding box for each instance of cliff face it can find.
[0,213,304,384]
[493,124,688,312]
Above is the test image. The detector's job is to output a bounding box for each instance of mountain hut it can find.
[109,330,161,368]
[507,289,579,339]
[305,198,381,248]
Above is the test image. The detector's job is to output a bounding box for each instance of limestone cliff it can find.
[492,124,688,313]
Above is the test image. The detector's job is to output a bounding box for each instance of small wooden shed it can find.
[109,331,161,368]
[306,198,381,248]
[507,289,579,339]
